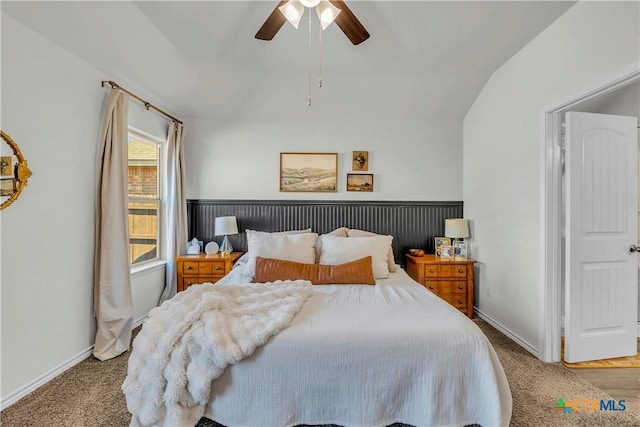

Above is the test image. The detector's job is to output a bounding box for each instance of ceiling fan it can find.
[255,0,370,45]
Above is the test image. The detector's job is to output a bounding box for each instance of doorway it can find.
[540,66,640,363]
[561,110,638,362]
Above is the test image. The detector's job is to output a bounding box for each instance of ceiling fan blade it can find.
[329,0,370,45]
[255,1,288,41]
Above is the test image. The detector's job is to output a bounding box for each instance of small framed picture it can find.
[434,237,451,253]
[1,178,15,197]
[0,156,13,177]
[352,151,369,171]
[346,173,373,192]
[440,245,454,258]
[454,241,467,258]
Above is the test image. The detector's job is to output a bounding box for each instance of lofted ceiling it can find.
[2,1,576,120]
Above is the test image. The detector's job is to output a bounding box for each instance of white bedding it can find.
[123,279,314,427]
[203,265,512,427]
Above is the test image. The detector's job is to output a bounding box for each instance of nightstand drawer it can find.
[182,276,222,289]
[424,266,439,277]
[406,254,476,319]
[426,280,455,294]
[452,265,468,278]
[452,282,467,294]
[449,295,467,309]
[424,281,443,293]
[176,252,243,293]
[183,262,199,274]
[199,261,225,276]
[438,265,453,277]
[182,277,197,289]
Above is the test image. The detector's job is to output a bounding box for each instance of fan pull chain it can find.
[318,26,323,88]
[308,9,312,106]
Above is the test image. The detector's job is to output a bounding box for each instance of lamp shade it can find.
[300,0,321,7]
[215,216,238,236]
[444,219,470,239]
[316,0,341,30]
[279,0,304,29]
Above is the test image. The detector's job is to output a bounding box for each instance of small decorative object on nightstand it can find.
[176,252,242,292]
[406,254,476,318]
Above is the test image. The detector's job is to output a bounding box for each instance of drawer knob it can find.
[458,300,464,304]
[215,265,222,270]
[186,266,193,270]
[458,285,464,289]
[429,286,435,290]
[429,269,435,273]
[187,282,192,286]
[458,269,464,273]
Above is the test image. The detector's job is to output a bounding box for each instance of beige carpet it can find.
[1,320,638,427]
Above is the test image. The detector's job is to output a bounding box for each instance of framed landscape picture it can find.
[280,152,338,192]
[346,173,373,192]
[1,178,15,197]
[352,151,369,171]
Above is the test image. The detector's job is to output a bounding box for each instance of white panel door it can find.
[565,111,638,363]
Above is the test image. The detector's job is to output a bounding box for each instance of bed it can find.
[124,229,512,427]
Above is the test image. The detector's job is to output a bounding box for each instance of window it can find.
[128,129,163,266]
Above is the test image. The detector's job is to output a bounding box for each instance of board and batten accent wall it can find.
[187,200,463,267]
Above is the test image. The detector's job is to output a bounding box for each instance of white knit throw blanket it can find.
[122,280,313,427]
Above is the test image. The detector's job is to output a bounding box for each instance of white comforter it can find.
[204,265,512,427]
[122,279,314,427]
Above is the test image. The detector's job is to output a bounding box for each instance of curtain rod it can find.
[101,80,183,125]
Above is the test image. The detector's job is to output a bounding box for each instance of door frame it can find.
[539,62,640,362]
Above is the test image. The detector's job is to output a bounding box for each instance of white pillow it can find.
[232,228,313,267]
[319,234,393,279]
[346,228,396,272]
[315,227,348,263]
[243,230,318,278]
[275,228,313,234]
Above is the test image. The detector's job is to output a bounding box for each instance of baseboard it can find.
[133,315,147,329]
[0,315,147,411]
[474,307,539,358]
[0,344,94,411]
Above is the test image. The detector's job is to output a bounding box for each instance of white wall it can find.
[185,118,462,201]
[463,1,639,350]
[0,14,165,404]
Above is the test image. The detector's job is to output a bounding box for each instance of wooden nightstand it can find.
[176,252,242,292]
[406,254,476,318]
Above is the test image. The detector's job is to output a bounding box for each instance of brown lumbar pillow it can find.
[253,256,375,285]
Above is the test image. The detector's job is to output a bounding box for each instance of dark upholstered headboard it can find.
[187,200,463,268]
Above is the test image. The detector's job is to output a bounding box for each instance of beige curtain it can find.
[159,122,188,304]
[93,90,133,361]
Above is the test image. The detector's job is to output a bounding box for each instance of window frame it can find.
[127,127,166,273]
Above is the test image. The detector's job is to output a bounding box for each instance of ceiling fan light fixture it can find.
[316,0,341,30]
[299,0,321,7]
[279,0,305,29]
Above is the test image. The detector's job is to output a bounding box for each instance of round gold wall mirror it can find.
[1,130,32,210]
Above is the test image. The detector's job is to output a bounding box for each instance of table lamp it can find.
[215,216,238,255]
[445,218,470,258]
